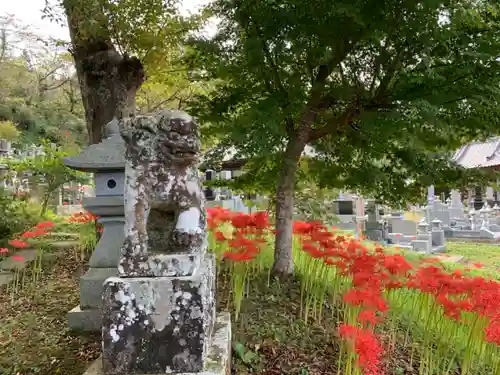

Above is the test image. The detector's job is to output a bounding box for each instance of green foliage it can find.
[187,0,500,205]
[294,186,341,225]
[0,120,20,141]
[0,15,87,147]
[0,189,42,243]
[6,140,89,215]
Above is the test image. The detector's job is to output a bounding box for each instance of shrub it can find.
[0,120,21,141]
[0,188,43,244]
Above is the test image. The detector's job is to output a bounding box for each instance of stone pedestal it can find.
[102,255,216,374]
[83,313,231,375]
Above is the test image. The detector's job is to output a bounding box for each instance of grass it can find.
[446,241,500,272]
[0,248,100,375]
[0,250,427,375]
[223,274,430,375]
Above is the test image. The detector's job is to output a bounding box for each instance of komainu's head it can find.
[156,110,201,165]
[118,110,201,165]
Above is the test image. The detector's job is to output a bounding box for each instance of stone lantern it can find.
[65,121,126,331]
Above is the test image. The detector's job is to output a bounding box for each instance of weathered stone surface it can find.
[64,121,126,172]
[88,217,125,269]
[102,255,216,374]
[83,197,125,217]
[118,110,207,277]
[84,313,231,375]
[68,305,102,332]
[80,268,119,309]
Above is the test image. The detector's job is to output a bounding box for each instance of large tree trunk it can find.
[272,132,308,277]
[63,0,146,144]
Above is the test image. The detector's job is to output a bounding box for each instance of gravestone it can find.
[412,219,432,252]
[65,120,126,331]
[449,189,466,220]
[391,219,417,236]
[486,186,495,206]
[365,200,382,241]
[0,139,11,157]
[474,187,484,210]
[99,110,230,375]
[336,200,354,215]
[427,185,435,205]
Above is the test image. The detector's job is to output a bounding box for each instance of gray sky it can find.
[2,0,213,41]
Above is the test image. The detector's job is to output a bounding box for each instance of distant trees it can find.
[0,14,87,147]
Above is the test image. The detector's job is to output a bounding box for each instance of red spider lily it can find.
[0,248,8,254]
[249,211,269,229]
[209,208,271,263]
[383,254,413,276]
[211,208,500,371]
[9,240,28,249]
[473,263,484,269]
[293,220,314,235]
[338,324,383,375]
[231,213,251,228]
[344,288,389,313]
[21,231,37,238]
[36,221,55,229]
[207,207,234,229]
[68,211,98,223]
[11,255,24,262]
[21,229,48,238]
[223,250,257,262]
[215,231,227,242]
[358,310,382,327]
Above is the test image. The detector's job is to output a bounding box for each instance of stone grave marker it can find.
[97,110,230,375]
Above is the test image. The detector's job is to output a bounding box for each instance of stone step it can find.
[50,240,80,249]
[0,249,38,271]
[45,232,80,238]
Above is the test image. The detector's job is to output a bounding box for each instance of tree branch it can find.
[148,88,183,111]
[298,38,362,138]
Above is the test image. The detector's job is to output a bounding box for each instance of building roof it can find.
[453,137,500,169]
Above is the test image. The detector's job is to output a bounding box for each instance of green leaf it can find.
[234,342,246,360]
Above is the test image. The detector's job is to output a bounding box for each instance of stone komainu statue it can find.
[117,109,207,277]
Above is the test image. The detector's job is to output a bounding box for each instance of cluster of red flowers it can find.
[208,209,500,375]
[292,219,500,374]
[1,220,57,260]
[207,207,270,262]
[293,220,388,373]
[68,211,98,223]
[20,221,55,239]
